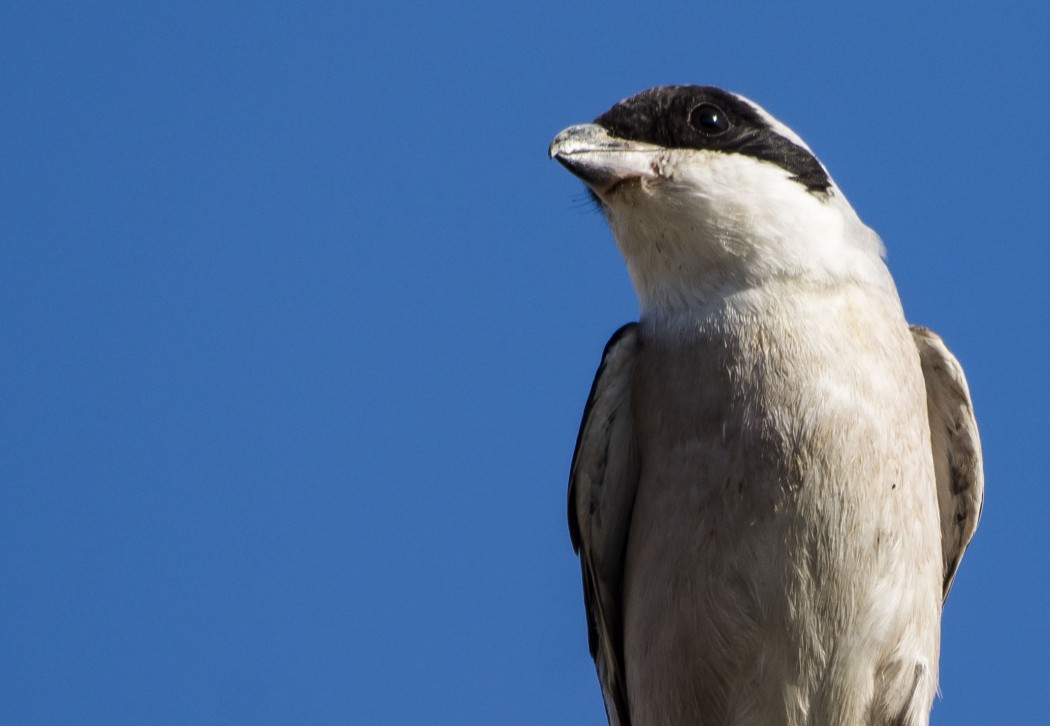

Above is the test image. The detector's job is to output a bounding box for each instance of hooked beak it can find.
[549,124,662,196]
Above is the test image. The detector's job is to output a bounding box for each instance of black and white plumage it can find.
[550,86,983,726]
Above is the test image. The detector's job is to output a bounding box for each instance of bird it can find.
[549,86,983,726]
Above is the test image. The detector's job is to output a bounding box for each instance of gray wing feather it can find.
[910,326,984,602]
[568,323,641,726]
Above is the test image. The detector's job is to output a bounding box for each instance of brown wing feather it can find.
[568,323,640,726]
[910,326,984,601]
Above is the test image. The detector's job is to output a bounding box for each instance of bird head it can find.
[550,86,887,321]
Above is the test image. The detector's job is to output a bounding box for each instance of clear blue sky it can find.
[2,2,1047,724]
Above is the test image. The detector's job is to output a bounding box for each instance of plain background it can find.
[3,2,1047,723]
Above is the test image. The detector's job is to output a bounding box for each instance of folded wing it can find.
[568,323,641,726]
[911,326,984,601]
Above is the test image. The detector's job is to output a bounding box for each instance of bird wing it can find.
[910,326,984,602]
[568,323,641,726]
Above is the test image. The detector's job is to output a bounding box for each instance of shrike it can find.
[550,86,982,726]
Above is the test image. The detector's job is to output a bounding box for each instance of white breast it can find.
[623,282,943,725]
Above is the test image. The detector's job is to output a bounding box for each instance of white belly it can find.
[623,287,943,725]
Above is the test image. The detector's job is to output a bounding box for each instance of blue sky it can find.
[2,2,1047,723]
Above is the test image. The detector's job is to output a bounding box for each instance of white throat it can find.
[601,150,893,332]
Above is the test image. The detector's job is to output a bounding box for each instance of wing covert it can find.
[568,323,641,726]
[910,326,984,602]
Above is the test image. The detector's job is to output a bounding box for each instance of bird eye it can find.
[688,103,730,135]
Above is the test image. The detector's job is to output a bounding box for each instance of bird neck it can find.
[604,185,895,336]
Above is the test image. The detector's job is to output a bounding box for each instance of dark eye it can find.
[688,103,730,135]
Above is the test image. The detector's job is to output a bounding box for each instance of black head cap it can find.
[595,86,832,194]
